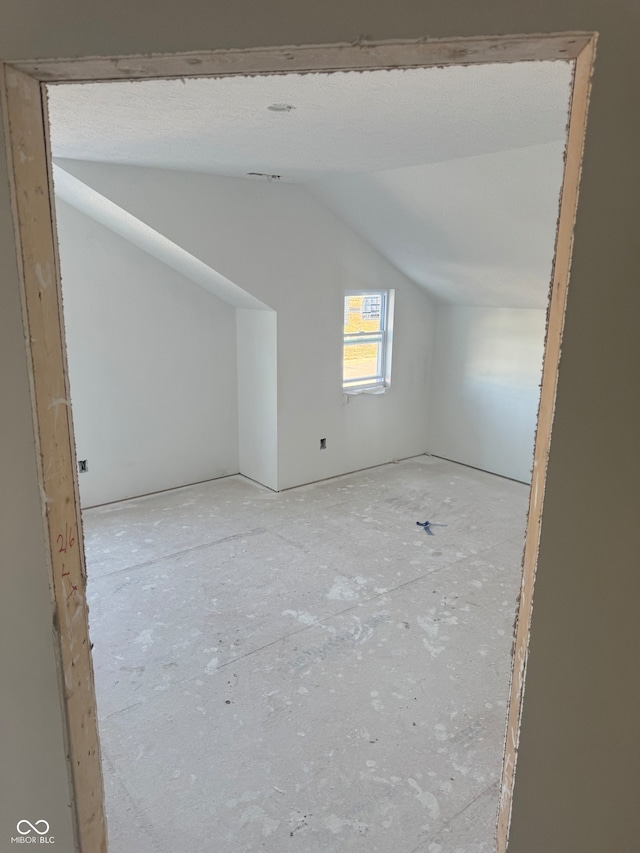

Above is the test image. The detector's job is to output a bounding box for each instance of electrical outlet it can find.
[320,438,327,450]
[78,460,89,473]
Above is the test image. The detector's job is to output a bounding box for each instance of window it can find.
[343,290,394,392]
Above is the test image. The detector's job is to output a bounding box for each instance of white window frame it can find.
[343,289,394,393]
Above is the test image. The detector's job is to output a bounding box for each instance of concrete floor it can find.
[83,455,529,853]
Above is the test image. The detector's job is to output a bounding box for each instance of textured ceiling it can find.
[48,62,572,180]
[48,62,572,307]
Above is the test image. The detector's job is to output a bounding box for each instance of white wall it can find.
[236,309,278,489]
[56,159,550,499]
[57,161,436,490]
[57,200,240,507]
[429,307,545,482]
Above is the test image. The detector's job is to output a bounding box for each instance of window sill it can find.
[343,385,387,396]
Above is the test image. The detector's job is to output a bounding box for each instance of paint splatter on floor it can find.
[85,456,527,852]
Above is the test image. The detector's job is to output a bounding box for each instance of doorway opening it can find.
[1,33,595,853]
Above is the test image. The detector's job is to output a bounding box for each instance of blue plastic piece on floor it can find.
[416,520,447,536]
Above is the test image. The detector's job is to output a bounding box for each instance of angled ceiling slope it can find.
[48,61,573,309]
[53,164,269,310]
[309,140,568,309]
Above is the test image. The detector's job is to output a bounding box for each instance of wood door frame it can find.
[0,33,596,852]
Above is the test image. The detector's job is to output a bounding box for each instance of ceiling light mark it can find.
[247,172,281,181]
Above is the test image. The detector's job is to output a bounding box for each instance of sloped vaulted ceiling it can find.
[48,61,572,308]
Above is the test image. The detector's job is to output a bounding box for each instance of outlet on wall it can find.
[78,460,89,473]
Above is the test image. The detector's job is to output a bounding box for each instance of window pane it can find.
[344,293,383,334]
[343,291,389,390]
[343,340,382,384]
